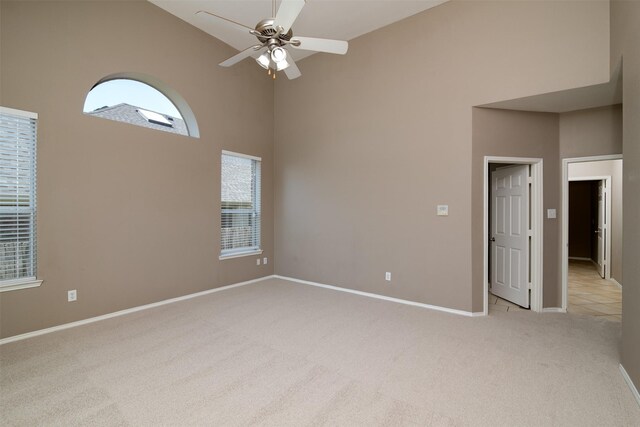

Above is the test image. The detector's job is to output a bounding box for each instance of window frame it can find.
[219,150,262,260]
[83,74,200,138]
[0,106,42,292]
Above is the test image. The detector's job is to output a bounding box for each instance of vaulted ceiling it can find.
[149,0,448,61]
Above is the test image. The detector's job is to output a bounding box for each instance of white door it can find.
[595,180,606,278]
[490,165,529,308]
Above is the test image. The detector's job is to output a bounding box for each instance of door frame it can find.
[483,156,544,315]
[561,154,621,311]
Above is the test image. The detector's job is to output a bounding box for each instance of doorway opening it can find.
[568,178,610,278]
[483,157,544,315]
[562,155,622,320]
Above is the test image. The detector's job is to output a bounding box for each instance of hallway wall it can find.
[473,109,560,308]
[559,105,622,159]
[275,0,610,313]
[611,0,640,396]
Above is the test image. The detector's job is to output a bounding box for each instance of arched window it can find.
[83,73,199,138]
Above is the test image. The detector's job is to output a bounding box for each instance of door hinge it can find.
[528,177,533,184]
[528,282,532,290]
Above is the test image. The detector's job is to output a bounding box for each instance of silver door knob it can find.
[490,237,496,242]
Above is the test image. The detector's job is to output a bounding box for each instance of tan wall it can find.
[0,0,627,358]
[472,108,561,308]
[559,105,622,159]
[275,0,610,312]
[0,1,274,338]
[568,159,623,284]
[611,0,640,395]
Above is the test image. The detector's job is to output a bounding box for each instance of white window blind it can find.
[0,107,38,285]
[221,151,261,257]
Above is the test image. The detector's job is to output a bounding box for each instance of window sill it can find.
[219,249,263,260]
[0,278,43,293]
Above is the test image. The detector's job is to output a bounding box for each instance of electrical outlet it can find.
[385,272,391,281]
[67,290,77,302]
[256,258,261,266]
[263,257,268,265]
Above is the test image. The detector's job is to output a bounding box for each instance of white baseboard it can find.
[568,257,592,261]
[609,278,623,288]
[620,364,640,408]
[0,275,276,346]
[274,275,483,317]
[1,273,489,345]
[542,307,567,313]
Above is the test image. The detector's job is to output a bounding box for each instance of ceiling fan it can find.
[197,0,348,80]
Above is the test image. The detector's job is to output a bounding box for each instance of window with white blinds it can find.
[0,107,38,286]
[221,151,261,258]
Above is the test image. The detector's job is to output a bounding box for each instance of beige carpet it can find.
[1,278,638,426]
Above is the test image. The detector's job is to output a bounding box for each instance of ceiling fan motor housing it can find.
[255,19,293,43]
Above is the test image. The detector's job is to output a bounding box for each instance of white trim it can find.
[619,364,640,408]
[609,278,622,288]
[0,279,43,293]
[561,154,622,311]
[0,106,38,119]
[483,156,544,315]
[0,275,275,346]
[531,160,544,313]
[222,150,262,162]
[274,275,483,317]
[568,256,592,261]
[569,175,611,182]
[219,249,263,260]
[0,274,487,345]
[542,307,567,313]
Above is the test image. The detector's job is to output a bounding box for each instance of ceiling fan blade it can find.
[290,37,348,55]
[284,57,301,80]
[220,45,264,67]
[196,10,254,33]
[274,0,305,33]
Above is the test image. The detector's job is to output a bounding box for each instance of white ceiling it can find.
[149,0,448,62]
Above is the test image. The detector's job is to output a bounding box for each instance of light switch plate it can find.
[437,205,449,216]
[547,209,556,219]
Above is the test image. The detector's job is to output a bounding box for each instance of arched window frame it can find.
[85,72,200,138]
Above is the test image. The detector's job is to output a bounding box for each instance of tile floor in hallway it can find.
[488,260,621,320]
[567,259,621,322]
[488,292,529,313]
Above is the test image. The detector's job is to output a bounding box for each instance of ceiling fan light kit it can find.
[198,0,348,80]
[270,47,287,64]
